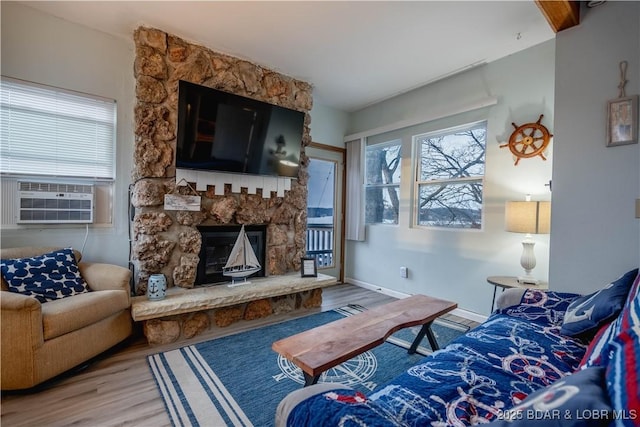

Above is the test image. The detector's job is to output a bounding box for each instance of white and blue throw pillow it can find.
[1,247,90,303]
[560,269,638,339]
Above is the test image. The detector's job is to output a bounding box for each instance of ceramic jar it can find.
[147,274,167,301]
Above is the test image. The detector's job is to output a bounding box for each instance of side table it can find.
[487,276,548,312]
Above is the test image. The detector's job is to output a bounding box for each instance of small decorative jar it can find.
[147,274,167,301]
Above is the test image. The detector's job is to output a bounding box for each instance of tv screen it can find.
[176,80,304,178]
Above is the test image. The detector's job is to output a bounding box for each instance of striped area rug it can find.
[148,305,468,427]
[149,345,252,426]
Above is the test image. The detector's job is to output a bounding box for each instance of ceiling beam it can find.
[535,0,581,33]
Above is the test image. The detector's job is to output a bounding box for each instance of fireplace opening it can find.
[196,224,267,285]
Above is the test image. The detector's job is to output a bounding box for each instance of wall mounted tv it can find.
[176,80,305,178]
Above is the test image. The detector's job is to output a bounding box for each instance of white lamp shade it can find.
[505,201,551,234]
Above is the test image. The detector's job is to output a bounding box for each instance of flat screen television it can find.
[176,80,305,178]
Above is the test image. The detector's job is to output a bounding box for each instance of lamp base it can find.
[517,275,540,285]
[518,237,539,285]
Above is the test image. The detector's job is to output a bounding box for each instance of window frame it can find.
[412,120,487,231]
[0,77,117,228]
[364,138,402,225]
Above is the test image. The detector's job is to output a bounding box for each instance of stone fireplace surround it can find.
[129,27,329,343]
[131,26,313,293]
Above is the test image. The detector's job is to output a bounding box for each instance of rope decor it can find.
[618,60,628,98]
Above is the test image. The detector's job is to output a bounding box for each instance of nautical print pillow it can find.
[605,272,640,426]
[492,367,613,426]
[578,321,615,369]
[580,271,640,370]
[0,247,90,303]
[560,269,638,339]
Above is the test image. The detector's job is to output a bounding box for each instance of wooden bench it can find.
[272,294,457,386]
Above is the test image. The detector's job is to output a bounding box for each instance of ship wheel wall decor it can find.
[500,114,552,165]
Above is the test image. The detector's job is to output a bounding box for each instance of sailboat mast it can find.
[243,238,247,266]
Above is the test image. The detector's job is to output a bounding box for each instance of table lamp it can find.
[505,199,551,284]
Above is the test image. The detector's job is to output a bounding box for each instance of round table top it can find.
[486,276,548,289]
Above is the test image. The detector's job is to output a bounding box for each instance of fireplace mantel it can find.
[132,273,337,321]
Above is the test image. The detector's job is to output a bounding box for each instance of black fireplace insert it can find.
[196,224,267,285]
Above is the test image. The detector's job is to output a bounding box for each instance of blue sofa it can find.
[276,268,639,426]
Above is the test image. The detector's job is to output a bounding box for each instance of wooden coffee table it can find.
[272,294,457,386]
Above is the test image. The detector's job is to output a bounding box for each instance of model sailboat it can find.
[223,225,261,285]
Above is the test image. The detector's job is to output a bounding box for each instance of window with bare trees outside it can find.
[414,121,486,229]
[365,140,401,225]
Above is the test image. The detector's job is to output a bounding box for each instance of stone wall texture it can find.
[132,27,313,294]
[143,288,323,345]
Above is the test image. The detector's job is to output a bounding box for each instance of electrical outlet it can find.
[400,266,408,278]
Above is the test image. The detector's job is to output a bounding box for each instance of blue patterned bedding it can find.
[286,291,588,427]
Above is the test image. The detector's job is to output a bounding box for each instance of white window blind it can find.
[0,77,116,179]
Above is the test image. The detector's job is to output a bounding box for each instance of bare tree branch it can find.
[416,126,486,228]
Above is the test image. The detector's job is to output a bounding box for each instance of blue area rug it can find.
[148,304,469,427]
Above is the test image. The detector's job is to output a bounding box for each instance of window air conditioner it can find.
[17,181,94,224]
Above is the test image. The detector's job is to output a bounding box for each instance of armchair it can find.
[1,247,133,390]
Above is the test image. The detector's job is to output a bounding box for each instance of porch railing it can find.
[306,224,333,268]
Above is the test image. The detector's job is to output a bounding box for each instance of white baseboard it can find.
[450,307,488,324]
[346,277,411,299]
[345,277,488,324]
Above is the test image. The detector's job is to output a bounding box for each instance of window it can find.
[414,121,486,229]
[0,77,116,180]
[365,140,401,224]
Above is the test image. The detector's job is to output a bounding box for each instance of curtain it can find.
[345,138,365,241]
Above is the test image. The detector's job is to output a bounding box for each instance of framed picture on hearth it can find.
[607,95,638,146]
[300,257,317,277]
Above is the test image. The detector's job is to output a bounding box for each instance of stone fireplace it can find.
[130,27,314,295]
[196,224,267,285]
[128,27,335,345]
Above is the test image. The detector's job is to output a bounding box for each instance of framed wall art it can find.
[607,95,638,147]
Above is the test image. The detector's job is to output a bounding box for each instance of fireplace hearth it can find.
[196,225,267,285]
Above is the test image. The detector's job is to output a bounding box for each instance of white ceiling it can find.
[19,1,555,112]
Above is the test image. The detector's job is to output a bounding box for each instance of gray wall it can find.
[345,41,556,315]
[310,103,350,147]
[550,1,640,293]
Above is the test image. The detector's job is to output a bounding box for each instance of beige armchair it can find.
[1,247,133,390]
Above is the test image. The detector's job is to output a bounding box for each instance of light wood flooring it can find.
[1,283,477,427]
